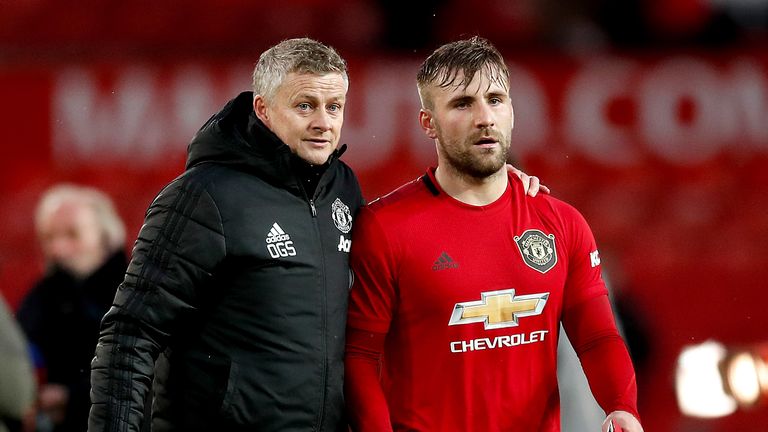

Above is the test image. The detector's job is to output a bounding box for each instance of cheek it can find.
[331,116,344,133]
[271,115,303,145]
[75,234,100,255]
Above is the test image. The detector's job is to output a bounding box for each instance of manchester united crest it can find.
[331,198,352,233]
[514,229,557,274]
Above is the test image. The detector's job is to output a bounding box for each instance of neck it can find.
[434,164,508,206]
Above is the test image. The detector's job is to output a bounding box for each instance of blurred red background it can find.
[1,1,767,430]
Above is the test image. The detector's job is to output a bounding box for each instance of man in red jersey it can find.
[345,37,643,432]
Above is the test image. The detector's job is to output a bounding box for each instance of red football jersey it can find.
[347,168,634,431]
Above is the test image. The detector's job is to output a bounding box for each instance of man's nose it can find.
[312,109,333,131]
[46,238,70,262]
[474,102,495,129]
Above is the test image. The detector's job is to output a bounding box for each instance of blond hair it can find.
[416,36,509,109]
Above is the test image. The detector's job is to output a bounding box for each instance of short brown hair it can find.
[252,38,348,102]
[416,36,509,109]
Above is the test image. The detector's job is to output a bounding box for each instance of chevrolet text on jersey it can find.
[450,330,550,353]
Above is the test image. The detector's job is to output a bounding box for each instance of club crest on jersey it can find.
[331,198,352,233]
[514,229,557,274]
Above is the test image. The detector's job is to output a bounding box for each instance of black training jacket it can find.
[89,92,364,432]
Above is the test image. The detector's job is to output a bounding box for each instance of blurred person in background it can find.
[17,184,127,432]
[344,37,643,432]
[0,292,36,432]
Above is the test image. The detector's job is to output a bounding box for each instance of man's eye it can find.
[298,103,312,111]
[328,103,342,112]
[489,97,502,105]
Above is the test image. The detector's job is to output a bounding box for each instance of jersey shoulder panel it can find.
[365,176,435,225]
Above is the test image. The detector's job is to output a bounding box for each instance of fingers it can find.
[539,181,551,195]
[506,164,522,177]
[505,164,550,197]
[603,411,643,432]
[603,419,619,432]
[527,176,539,197]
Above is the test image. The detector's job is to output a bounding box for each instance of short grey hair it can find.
[35,184,126,253]
[252,38,348,101]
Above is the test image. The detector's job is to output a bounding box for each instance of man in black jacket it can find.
[88,38,363,432]
[88,38,545,432]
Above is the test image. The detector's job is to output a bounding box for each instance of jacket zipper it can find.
[298,182,327,430]
[295,151,341,429]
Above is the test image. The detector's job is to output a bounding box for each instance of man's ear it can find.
[253,95,270,126]
[419,109,437,139]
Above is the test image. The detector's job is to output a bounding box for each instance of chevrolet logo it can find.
[448,289,549,330]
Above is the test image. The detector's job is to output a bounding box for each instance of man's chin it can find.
[298,149,334,166]
[458,158,507,179]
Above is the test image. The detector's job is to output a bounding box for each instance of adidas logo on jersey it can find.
[432,252,459,271]
[266,223,296,258]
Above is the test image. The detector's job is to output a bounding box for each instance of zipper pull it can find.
[309,199,317,217]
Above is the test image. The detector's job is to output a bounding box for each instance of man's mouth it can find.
[305,138,330,146]
[474,137,499,147]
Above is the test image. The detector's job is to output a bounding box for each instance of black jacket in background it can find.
[18,250,126,432]
[88,92,365,432]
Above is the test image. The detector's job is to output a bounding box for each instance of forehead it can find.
[277,72,348,99]
[431,68,508,100]
[41,202,95,231]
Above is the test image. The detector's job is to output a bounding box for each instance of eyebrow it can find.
[293,93,319,101]
[293,93,346,103]
[487,90,508,99]
[445,88,507,106]
[447,95,474,106]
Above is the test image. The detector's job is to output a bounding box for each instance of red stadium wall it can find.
[1,50,767,431]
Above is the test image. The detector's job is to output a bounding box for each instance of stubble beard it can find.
[438,131,510,180]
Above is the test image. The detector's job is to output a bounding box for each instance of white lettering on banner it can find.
[640,58,722,163]
[721,60,768,149]
[53,67,166,162]
[52,65,245,164]
[339,61,422,169]
[566,58,641,165]
[450,330,549,353]
[171,65,218,144]
[506,63,548,156]
[51,57,768,168]
[565,57,768,164]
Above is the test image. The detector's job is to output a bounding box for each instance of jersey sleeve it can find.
[346,206,398,431]
[347,206,398,334]
[345,328,392,431]
[560,202,608,308]
[558,202,640,422]
[562,295,641,421]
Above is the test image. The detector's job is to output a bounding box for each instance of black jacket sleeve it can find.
[88,173,226,432]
